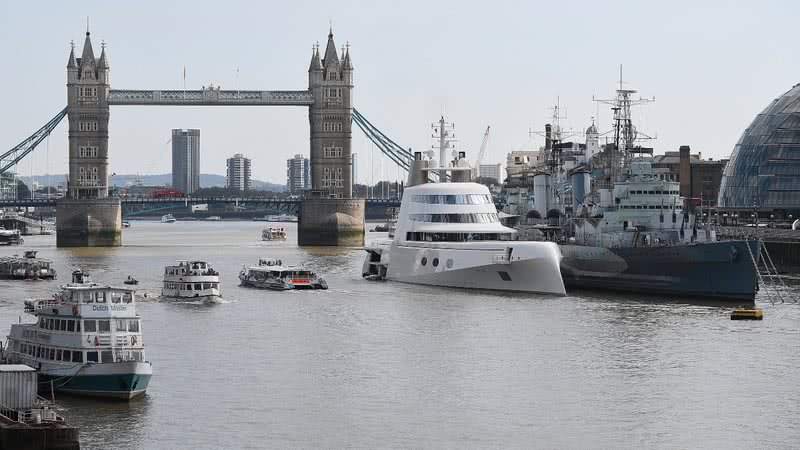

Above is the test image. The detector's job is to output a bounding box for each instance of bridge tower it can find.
[57,29,122,246]
[299,29,364,246]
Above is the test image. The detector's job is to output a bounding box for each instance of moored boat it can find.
[162,260,222,303]
[2,270,152,400]
[0,250,56,280]
[362,117,566,295]
[161,214,176,223]
[0,227,23,245]
[239,258,328,290]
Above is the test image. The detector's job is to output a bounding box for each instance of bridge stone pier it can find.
[57,27,363,247]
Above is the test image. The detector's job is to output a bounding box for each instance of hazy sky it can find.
[1,0,798,185]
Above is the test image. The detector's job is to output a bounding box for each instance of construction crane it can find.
[474,126,490,177]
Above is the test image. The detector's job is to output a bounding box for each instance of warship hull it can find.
[559,240,761,301]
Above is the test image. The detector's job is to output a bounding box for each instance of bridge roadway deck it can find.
[0,197,401,209]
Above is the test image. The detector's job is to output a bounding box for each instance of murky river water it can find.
[0,221,798,448]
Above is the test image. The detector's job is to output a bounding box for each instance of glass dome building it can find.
[718,83,800,216]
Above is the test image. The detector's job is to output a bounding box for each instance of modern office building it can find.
[287,154,310,194]
[226,153,252,192]
[478,163,503,184]
[171,129,200,194]
[718,83,800,217]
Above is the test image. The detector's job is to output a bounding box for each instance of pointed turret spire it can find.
[67,41,77,68]
[342,43,353,70]
[308,44,322,72]
[97,41,109,69]
[322,28,339,67]
[80,30,95,65]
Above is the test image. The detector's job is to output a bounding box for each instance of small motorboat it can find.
[124,275,139,285]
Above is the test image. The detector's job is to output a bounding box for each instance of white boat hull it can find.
[369,241,566,295]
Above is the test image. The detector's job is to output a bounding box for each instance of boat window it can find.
[49,348,55,360]
[110,292,121,303]
[406,232,504,242]
[47,318,54,330]
[115,319,126,332]
[86,351,98,363]
[72,351,82,363]
[195,283,202,290]
[83,292,94,303]
[96,291,106,303]
[123,293,132,303]
[128,320,140,332]
[76,320,81,332]
[98,320,111,333]
[84,320,96,332]
[421,257,427,266]
[39,318,46,329]
[433,258,439,267]
[412,194,493,205]
[55,349,62,360]
[62,350,71,361]
[67,320,75,332]
[59,320,67,331]
[409,213,499,224]
[101,351,113,363]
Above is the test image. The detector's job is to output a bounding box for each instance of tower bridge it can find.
[46,26,368,246]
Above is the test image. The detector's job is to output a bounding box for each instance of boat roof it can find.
[61,282,135,292]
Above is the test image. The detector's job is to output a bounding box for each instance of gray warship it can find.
[526,71,761,301]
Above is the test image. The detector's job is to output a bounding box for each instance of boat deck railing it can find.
[0,401,64,425]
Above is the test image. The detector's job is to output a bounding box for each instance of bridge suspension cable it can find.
[0,107,68,175]
[352,108,413,172]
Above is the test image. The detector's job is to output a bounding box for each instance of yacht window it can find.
[62,350,71,361]
[128,320,139,332]
[433,258,439,267]
[86,352,98,363]
[101,351,113,363]
[406,232,504,242]
[421,257,427,266]
[412,194,493,205]
[409,213,499,224]
[98,320,111,333]
[115,319,126,332]
[84,320,97,332]
[59,320,67,331]
[55,349,62,360]
[96,291,106,303]
[72,351,82,363]
[67,320,75,332]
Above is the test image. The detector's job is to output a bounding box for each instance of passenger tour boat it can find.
[239,258,328,290]
[2,270,152,399]
[262,227,288,241]
[162,260,222,303]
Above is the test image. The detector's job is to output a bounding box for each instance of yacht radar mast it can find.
[431,116,457,181]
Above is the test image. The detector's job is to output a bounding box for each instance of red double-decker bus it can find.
[152,189,185,199]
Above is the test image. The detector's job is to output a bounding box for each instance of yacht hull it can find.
[559,240,760,301]
[380,242,565,295]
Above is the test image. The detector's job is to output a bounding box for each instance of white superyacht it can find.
[362,117,565,295]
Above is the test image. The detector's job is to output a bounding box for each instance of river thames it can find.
[0,221,798,448]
